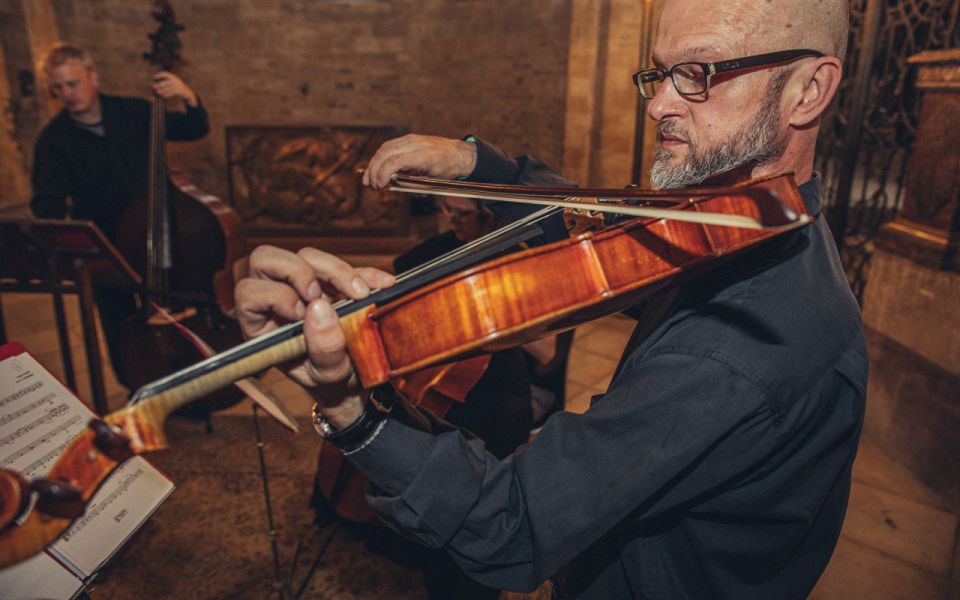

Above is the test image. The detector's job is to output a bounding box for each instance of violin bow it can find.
[128,172,815,417]
[390,173,813,231]
[0,172,814,568]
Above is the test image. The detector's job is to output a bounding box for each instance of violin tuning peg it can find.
[89,419,134,462]
[30,478,85,520]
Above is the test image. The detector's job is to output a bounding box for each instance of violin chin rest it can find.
[0,469,31,530]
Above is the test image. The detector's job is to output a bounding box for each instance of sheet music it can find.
[0,353,91,479]
[0,550,84,600]
[52,458,174,578]
[0,344,174,582]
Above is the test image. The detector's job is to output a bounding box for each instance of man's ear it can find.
[788,57,842,127]
[90,68,100,90]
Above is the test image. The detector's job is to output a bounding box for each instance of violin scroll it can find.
[0,470,30,531]
[0,470,86,534]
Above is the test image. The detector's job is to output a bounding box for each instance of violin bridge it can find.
[564,207,606,236]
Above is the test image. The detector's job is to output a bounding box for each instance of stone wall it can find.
[0,0,571,204]
[0,0,43,209]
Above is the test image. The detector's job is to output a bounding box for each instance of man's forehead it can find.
[653,43,728,63]
[654,0,773,57]
[50,60,90,76]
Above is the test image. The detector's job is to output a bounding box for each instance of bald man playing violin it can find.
[235,1,867,597]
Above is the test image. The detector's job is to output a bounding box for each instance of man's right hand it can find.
[363,134,478,189]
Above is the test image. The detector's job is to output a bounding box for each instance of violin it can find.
[0,173,811,567]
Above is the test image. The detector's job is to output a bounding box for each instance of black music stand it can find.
[0,218,141,415]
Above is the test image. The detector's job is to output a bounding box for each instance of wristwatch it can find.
[311,395,388,452]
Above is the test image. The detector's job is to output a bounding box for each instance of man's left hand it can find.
[152,71,199,107]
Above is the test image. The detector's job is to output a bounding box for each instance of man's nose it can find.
[646,77,686,122]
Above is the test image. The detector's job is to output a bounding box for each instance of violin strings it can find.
[388,205,562,285]
[127,204,563,404]
[128,176,807,404]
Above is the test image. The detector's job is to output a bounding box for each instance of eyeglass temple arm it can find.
[712,49,825,75]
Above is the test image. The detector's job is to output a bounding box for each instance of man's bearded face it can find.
[650,73,790,190]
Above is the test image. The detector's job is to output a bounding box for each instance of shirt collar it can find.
[797,173,822,217]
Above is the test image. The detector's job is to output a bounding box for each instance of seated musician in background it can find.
[30,43,209,389]
[236,0,867,597]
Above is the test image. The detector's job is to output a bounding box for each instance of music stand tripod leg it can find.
[51,288,78,392]
[75,259,109,415]
[45,254,78,392]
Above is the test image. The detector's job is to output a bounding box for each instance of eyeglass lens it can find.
[637,63,707,98]
[440,202,477,219]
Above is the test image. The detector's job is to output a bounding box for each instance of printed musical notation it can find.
[0,414,83,477]
[21,434,78,478]
[0,381,44,409]
[0,392,57,426]
[1,403,72,447]
[0,344,175,582]
[61,468,144,542]
[0,370,89,478]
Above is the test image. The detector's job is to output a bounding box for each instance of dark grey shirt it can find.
[349,140,868,599]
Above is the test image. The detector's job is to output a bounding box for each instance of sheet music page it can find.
[52,457,174,577]
[0,550,84,600]
[0,343,174,580]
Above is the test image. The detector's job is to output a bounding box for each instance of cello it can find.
[112,0,246,415]
[0,173,813,567]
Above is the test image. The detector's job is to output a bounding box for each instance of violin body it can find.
[343,173,808,388]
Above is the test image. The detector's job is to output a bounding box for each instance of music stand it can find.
[0,218,141,414]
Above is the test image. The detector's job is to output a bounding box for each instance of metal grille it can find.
[816,0,960,301]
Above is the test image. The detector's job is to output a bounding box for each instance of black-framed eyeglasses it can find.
[632,49,825,99]
[439,200,479,219]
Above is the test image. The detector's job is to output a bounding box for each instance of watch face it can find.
[311,403,335,436]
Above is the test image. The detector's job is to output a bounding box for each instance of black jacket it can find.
[30,93,208,241]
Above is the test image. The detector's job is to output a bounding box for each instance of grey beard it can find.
[650,72,790,190]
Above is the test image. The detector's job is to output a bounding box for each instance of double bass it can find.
[0,173,813,567]
[113,0,245,415]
